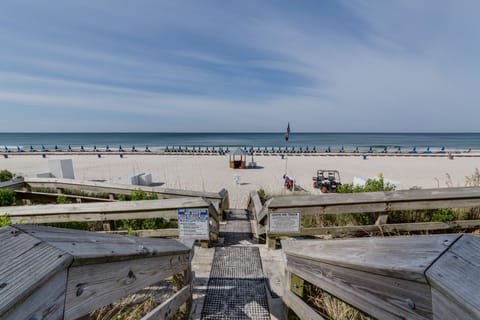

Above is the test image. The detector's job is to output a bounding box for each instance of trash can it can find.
[363,154,367,160]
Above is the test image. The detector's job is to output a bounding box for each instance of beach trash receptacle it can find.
[363,154,367,160]
[281,154,285,159]
[233,174,241,186]
[42,153,46,158]
[97,154,101,158]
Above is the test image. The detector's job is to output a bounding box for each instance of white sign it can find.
[178,208,209,240]
[269,212,300,233]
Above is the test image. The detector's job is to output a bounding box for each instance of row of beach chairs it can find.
[3,145,450,154]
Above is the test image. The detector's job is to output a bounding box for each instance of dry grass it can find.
[304,283,372,320]
[89,275,188,320]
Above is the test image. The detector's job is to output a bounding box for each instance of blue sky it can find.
[0,0,479,132]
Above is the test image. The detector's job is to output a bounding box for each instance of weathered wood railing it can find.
[282,235,480,320]
[1,197,220,245]
[8,177,229,216]
[249,187,480,248]
[0,224,194,320]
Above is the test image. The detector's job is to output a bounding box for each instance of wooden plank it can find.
[426,235,480,319]
[0,179,24,190]
[5,197,210,224]
[141,284,191,320]
[282,235,459,282]
[2,270,68,320]
[0,226,73,317]
[269,187,480,209]
[15,225,192,265]
[24,177,224,200]
[286,255,432,320]
[283,289,326,320]
[14,190,114,203]
[64,253,190,319]
[249,191,263,217]
[268,220,480,238]
[104,228,179,237]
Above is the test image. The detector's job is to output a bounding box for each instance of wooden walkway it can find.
[201,210,270,319]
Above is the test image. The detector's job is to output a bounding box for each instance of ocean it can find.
[0,132,479,153]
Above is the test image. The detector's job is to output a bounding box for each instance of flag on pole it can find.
[285,122,291,141]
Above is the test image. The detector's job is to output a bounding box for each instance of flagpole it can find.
[284,122,290,178]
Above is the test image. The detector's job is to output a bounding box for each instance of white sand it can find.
[1,154,479,208]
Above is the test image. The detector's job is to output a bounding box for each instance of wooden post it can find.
[267,236,276,249]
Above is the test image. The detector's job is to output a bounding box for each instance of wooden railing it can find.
[14,177,229,216]
[282,235,480,320]
[0,224,194,320]
[1,197,220,245]
[247,187,480,248]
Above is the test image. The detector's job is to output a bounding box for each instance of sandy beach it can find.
[1,154,479,208]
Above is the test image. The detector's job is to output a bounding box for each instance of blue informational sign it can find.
[178,208,209,240]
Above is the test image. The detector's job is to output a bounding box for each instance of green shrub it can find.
[0,213,11,227]
[131,189,158,200]
[257,188,272,205]
[337,178,396,193]
[0,189,16,206]
[0,170,14,182]
[57,195,72,204]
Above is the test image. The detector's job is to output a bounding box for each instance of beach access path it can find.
[190,209,284,320]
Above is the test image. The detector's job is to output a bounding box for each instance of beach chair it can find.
[326,146,331,153]
[382,146,388,153]
[312,146,317,153]
[93,145,97,152]
[339,146,345,153]
[54,145,60,152]
[106,145,111,152]
[395,146,402,153]
[439,146,446,153]
[29,146,36,152]
[68,145,73,152]
[118,145,124,152]
[131,145,136,152]
[353,146,359,153]
[4,146,9,153]
[368,146,373,153]
[80,145,85,152]
[17,146,22,152]
[424,146,432,154]
[409,147,417,154]
[41,145,48,153]
[145,145,151,152]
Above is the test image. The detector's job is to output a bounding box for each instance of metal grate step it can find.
[210,247,264,279]
[201,279,270,320]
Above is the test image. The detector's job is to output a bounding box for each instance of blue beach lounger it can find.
[424,147,432,154]
[354,146,359,153]
[80,145,85,152]
[439,146,446,153]
[368,146,373,153]
[68,145,73,152]
[383,146,388,153]
[4,146,8,153]
[395,146,402,153]
[409,147,417,154]
[145,145,150,152]
[106,145,110,152]
[29,146,36,152]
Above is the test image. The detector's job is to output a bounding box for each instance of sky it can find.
[0,0,479,132]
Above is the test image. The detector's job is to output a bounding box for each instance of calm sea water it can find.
[0,132,479,152]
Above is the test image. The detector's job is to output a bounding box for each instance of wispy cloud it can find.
[0,0,479,131]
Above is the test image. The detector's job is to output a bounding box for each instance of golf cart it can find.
[312,170,341,193]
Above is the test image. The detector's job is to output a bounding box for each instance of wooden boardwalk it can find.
[201,210,270,319]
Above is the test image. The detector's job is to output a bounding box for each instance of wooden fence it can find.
[282,234,480,319]
[247,187,480,248]
[1,196,220,245]
[6,177,229,215]
[0,224,194,320]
